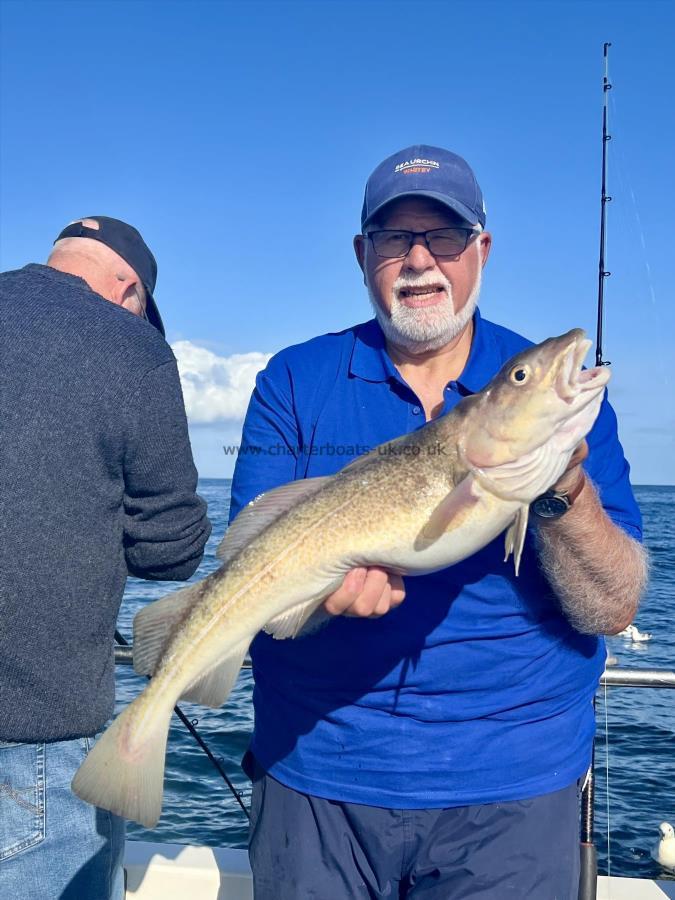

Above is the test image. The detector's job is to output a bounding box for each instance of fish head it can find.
[458,330,610,499]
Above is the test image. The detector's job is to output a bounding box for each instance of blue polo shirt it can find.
[229,309,641,808]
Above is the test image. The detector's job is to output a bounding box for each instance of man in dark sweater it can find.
[0,217,211,900]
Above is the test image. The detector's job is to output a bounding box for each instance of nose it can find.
[403,235,436,273]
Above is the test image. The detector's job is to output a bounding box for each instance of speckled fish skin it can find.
[71,328,611,827]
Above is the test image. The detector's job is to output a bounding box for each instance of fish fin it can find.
[296,607,334,637]
[417,475,481,547]
[179,640,249,707]
[504,505,529,576]
[217,476,332,564]
[263,596,330,640]
[133,581,206,677]
[71,695,173,829]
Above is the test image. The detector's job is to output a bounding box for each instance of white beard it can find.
[368,261,482,354]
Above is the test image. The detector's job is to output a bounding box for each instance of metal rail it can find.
[114,646,254,669]
[114,648,675,689]
[599,667,675,688]
[115,646,675,689]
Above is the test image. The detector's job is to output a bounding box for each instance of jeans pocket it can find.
[0,741,46,862]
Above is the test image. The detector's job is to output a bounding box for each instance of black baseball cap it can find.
[54,216,165,336]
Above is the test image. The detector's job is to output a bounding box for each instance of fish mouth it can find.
[554,332,611,402]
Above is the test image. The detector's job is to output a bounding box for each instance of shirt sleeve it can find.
[585,390,642,541]
[122,360,212,579]
[229,355,299,524]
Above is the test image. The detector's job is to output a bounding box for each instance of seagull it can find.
[617,624,652,642]
[652,822,675,871]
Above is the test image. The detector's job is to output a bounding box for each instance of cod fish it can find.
[72,329,610,827]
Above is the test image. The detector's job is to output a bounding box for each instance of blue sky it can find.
[1,0,673,483]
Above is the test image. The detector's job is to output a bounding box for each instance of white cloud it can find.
[172,340,272,424]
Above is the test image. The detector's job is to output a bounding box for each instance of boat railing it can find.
[114,646,675,688]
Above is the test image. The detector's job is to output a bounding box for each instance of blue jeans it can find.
[0,735,125,900]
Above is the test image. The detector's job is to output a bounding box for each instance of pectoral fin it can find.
[416,475,481,548]
[504,505,529,576]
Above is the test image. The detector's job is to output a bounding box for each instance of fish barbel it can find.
[72,329,610,827]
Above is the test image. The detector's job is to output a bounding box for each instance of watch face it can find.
[533,495,569,518]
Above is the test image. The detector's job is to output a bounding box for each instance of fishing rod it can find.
[579,703,598,900]
[114,629,250,821]
[595,41,612,368]
[579,44,615,900]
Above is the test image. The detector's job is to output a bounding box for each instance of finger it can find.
[344,567,390,617]
[389,574,406,608]
[370,582,392,617]
[323,567,367,616]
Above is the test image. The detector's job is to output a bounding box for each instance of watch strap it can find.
[531,471,586,518]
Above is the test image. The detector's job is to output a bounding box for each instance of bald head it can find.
[48,219,147,320]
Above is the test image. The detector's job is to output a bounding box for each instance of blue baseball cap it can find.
[361,144,486,231]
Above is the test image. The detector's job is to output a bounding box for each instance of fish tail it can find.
[71,688,175,829]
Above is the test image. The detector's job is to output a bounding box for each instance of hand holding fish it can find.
[323,566,406,618]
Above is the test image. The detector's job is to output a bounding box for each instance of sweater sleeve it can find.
[122,359,211,579]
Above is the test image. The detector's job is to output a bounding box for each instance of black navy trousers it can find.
[244,753,582,900]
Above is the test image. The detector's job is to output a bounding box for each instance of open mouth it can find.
[557,335,611,401]
[398,285,446,305]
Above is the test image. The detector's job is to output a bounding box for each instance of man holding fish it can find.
[225,146,648,898]
[71,148,648,899]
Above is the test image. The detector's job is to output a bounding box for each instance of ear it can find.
[119,279,145,317]
[478,232,492,268]
[109,275,133,306]
[354,234,367,282]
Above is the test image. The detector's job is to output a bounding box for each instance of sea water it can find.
[115,481,675,879]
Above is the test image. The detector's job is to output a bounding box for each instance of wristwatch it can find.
[531,473,586,520]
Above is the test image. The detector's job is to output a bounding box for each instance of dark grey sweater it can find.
[0,264,211,741]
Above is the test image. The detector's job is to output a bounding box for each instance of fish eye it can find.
[509,365,530,384]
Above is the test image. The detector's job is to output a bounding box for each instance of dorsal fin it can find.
[217,476,332,565]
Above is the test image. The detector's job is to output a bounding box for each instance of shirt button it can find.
[413,406,421,415]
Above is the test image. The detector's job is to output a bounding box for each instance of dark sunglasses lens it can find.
[370,232,412,257]
[427,230,470,256]
[370,229,472,258]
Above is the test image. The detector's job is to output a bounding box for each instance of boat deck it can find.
[125,841,675,899]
